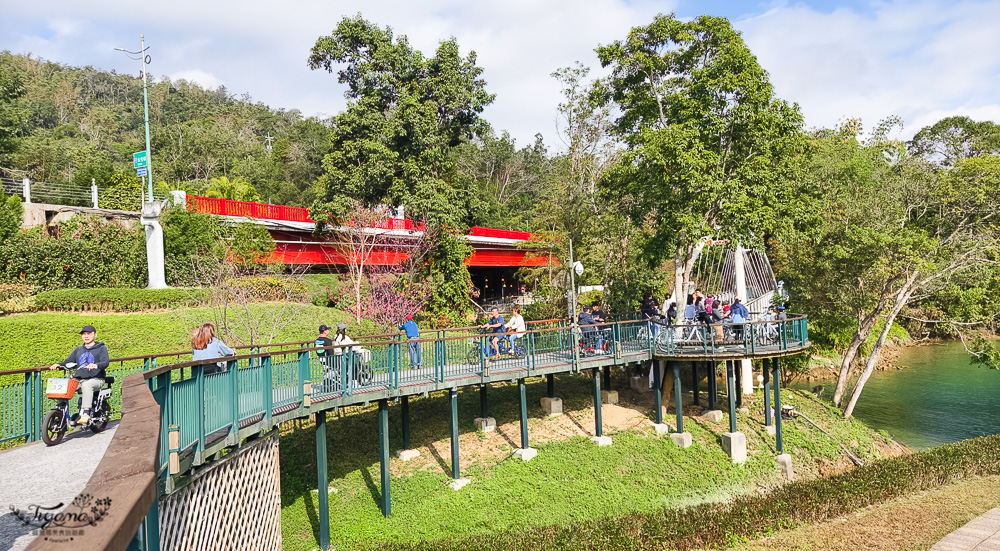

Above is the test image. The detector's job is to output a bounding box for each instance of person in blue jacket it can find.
[398,315,422,368]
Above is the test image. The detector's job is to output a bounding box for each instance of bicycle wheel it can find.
[42,409,67,446]
[466,347,481,364]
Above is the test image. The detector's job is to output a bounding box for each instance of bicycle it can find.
[466,329,512,364]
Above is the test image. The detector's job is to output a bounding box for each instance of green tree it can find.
[204,175,261,203]
[777,119,1000,415]
[0,65,26,158]
[307,15,495,225]
[0,192,22,243]
[596,14,804,315]
[908,116,1000,169]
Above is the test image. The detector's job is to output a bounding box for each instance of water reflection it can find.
[793,342,999,451]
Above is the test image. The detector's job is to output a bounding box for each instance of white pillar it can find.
[91,179,99,208]
[170,190,187,207]
[22,178,30,204]
[141,201,168,289]
[734,244,754,394]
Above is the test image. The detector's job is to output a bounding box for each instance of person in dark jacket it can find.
[49,325,110,424]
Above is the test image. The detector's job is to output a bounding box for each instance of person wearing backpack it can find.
[49,325,110,425]
[730,297,750,341]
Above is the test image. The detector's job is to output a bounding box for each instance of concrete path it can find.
[0,422,119,551]
[932,507,1000,551]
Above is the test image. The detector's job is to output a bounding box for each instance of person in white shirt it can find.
[507,306,527,342]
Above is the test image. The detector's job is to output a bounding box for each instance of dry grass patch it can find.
[735,474,1000,551]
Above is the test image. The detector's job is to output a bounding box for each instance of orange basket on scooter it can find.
[45,378,79,400]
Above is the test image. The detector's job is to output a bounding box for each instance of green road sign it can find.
[133,151,148,168]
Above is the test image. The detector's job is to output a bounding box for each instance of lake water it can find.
[794,342,1000,451]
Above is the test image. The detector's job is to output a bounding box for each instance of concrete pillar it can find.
[91,179,99,208]
[170,190,187,207]
[141,201,168,289]
[22,178,30,203]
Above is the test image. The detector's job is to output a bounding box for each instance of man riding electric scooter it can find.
[49,325,110,425]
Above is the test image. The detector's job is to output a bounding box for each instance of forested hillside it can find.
[0,51,329,206]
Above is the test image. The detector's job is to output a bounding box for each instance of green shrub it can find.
[0,216,147,290]
[0,283,35,315]
[34,288,208,312]
[386,434,1000,551]
[225,276,307,302]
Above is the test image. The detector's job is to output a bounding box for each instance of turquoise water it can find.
[795,342,1000,451]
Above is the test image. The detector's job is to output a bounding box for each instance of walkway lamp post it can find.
[115,35,167,289]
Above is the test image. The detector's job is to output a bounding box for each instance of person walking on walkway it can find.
[192,323,235,374]
[49,325,110,425]
[399,315,422,368]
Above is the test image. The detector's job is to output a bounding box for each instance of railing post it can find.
[33,370,42,442]
[527,332,535,372]
[299,351,311,408]
[195,365,206,457]
[168,425,180,475]
[229,359,239,439]
[24,373,33,442]
[263,355,273,427]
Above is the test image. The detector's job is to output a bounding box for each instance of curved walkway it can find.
[932,507,1000,551]
[0,422,118,551]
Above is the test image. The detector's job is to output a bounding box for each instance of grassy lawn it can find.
[735,474,1000,551]
[0,303,379,373]
[278,373,899,551]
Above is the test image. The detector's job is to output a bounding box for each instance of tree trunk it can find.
[843,271,918,418]
[832,313,879,407]
[832,280,896,407]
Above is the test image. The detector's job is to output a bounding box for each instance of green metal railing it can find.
[650,314,809,356]
[0,316,808,446]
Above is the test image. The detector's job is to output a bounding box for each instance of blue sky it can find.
[2,0,998,147]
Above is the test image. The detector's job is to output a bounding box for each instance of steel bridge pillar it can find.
[449,389,460,479]
[401,395,411,450]
[653,360,663,425]
[691,362,700,406]
[316,411,331,544]
[772,359,783,454]
[763,359,772,427]
[378,400,391,517]
[672,362,683,432]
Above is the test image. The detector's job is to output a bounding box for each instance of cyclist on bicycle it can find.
[480,307,506,357]
[49,325,110,425]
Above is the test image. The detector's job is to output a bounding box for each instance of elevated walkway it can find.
[4,315,808,551]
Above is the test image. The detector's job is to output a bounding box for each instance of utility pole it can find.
[116,36,166,289]
[140,34,153,200]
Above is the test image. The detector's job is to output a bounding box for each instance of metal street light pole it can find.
[115,36,166,289]
[140,34,153,200]
[115,35,153,200]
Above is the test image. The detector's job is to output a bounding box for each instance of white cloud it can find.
[167,69,223,90]
[736,1,1000,138]
[2,0,999,145]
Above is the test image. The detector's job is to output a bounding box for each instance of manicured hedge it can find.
[34,288,209,312]
[385,434,1000,551]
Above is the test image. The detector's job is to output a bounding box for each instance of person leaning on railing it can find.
[191,323,234,374]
